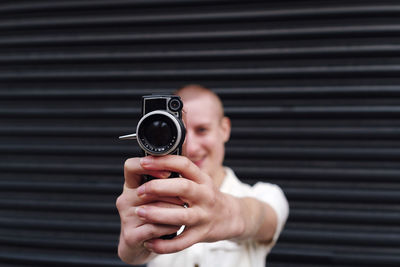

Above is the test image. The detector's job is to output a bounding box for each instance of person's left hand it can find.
[135,155,244,254]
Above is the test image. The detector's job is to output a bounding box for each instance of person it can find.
[116,84,289,267]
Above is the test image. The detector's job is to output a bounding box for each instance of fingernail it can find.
[160,171,171,178]
[135,207,146,217]
[136,184,145,196]
[143,241,153,251]
[140,157,153,166]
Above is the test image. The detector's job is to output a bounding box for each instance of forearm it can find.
[228,195,278,243]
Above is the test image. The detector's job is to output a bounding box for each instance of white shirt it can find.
[148,167,289,267]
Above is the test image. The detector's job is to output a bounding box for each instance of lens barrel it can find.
[136,110,184,155]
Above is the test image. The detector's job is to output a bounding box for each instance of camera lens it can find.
[168,98,182,112]
[137,110,183,155]
[145,120,172,147]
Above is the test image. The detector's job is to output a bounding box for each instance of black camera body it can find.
[119,94,186,240]
[120,94,186,180]
[138,95,186,157]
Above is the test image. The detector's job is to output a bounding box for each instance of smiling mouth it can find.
[193,157,205,167]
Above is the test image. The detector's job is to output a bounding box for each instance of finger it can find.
[140,155,207,184]
[124,158,144,189]
[144,228,199,254]
[117,188,184,219]
[136,204,199,226]
[138,194,185,206]
[144,171,172,179]
[124,158,171,189]
[137,178,204,202]
[123,223,181,246]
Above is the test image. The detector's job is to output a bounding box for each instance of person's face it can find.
[181,94,230,180]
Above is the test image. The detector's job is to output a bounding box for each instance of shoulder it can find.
[221,167,285,198]
[221,167,289,228]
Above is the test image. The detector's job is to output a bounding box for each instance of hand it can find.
[133,155,245,254]
[116,158,183,264]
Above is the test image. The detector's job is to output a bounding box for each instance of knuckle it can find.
[117,245,126,263]
[184,209,198,225]
[146,224,157,238]
[196,209,207,224]
[143,207,155,221]
[124,158,133,170]
[144,180,157,194]
[115,195,126,212]
[119,207,134,225]
[122,228,140,248]
[152,246,165,254]
[147,180,165,196]
[124,158,139,172]
[182,157,192,170]
[152,243,173,254]
[204,187,217,204]
[180,210,190,224]
[181,180,192,195]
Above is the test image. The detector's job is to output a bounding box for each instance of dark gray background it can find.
[1,0,400,266]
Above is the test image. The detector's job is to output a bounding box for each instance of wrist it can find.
[118,234,156,265]
[223,194,246,241]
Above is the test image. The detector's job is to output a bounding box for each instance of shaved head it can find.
[175,84,225,119]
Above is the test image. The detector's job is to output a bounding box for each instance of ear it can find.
[220,116,231,143]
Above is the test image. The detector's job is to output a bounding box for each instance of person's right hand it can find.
[116,157,183,265]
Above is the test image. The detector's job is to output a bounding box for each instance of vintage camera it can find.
[119,95,186,240]
[119,94,186,178]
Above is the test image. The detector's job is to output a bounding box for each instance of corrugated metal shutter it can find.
[1,0,400,266]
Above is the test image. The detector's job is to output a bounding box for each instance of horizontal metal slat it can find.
[232,126,400,140]
[2,45,400,64]
[0,199,114,213]
[285,188,400,203]
[0,144,136,156]
[227,105,400,118]
[0,180,120,194]
[227,146,400,161]
[282,229,400,247]
[0,89,159,99]
[0,251,125,267]
[0,235,115,252]
[0,107,138,118]
[216,86,400,98]
[0,162,121,176]
[0,126,127,136]
[2,5,400,30]
[1,25,400,47]
[0,217,119,233]
[2,86,400,99]
[236,166,400,183]
[3,144,400,162]
[290,209,400,225]
[0,0,227,14]
[3,105,400,118]
[2,65,400,81]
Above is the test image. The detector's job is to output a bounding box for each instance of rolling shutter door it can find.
[1,0,400,266]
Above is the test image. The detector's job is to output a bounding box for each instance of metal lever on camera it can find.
[119,133,137,140]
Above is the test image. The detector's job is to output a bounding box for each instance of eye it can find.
[196,126,208,135]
